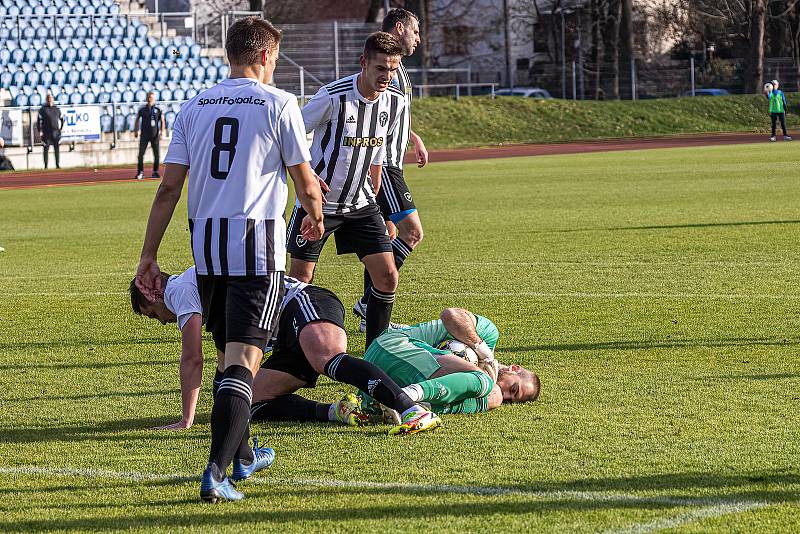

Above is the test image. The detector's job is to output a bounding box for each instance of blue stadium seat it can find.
[205,65,218,80]
[117,68,130,84]
[100,113,112,132]
[106,69,118,84]
[7,5,21,16]
[165,111,176,129]
[40,69,54,86]
[0,27,10,41]
[125,113,136,131]
[99,23,111,38]
[172,88,185,101]
[11,48,25,64]
[122,89,134,102]
[66,69,80,85]
[8,86,20,99]
[64,47,77,62]
[129,67,142,84]
[83,92,96,104]
[114,46,127,61]
[84,5,96,15]
[24,47,38,64]
[168,65,181,82]
[0,48,10,65]
[140,46,152,62]
[71,5,84,15]
[69,92,82,104]
[60,24,74,38]
[80,68,92,84]
[160,88,173,101]
[127,46,140,62]
[36,26,50,39]
[156,65,168,81]
[110,90,122,103]
[218,65,230,80]
[113,113,125,131]
[112,24,124,39]
[97,91,110,103]
[109,4,120,14]
[53,68,66,85]
[133,89,146,102]
[152,45,166,61]
[38,48,51,63]
[135,24,148,39]
[102,46,114,62]
[189,44,201,59]
[178,44,190,58]
[57,92,70,105]
[26,70,40,86]
[28,93,42,107]
[184,88,197,100]
[0,70,11,89]
[77,45,90,62]
[14,94,28,107]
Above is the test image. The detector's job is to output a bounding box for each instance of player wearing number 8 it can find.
[135,17,325,503]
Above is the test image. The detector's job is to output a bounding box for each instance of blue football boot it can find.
[200,465,244,503]
[231,436,276,482]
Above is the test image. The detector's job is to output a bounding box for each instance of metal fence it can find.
[518,57,800,100]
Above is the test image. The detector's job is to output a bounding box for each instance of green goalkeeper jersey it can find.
[362,314,500,414]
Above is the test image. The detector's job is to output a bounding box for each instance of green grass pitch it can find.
[1,143,799,532]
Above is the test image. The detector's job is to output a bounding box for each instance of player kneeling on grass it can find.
[129,267,441,436]
[360,308,540,417]
[249,275,440,435]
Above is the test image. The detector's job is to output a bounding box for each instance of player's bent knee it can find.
[371,268,399,292]
[299,321,347,373]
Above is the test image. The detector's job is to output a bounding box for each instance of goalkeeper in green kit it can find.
[765,79,792,142]
[361,308,541,422]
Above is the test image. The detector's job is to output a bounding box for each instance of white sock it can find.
[327,403,337,421]
[401,384,424,402]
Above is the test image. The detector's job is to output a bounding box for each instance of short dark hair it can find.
[225,17,282,66]
[382,8,418,32]
[129,278,148,315]
[363,31,404,61]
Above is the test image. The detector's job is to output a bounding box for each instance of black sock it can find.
[208,365,253,479]
[324,353,415,412]
[212,369,224,400]
[362,237,412,304]
[234,424,254,465]
[250,394,330,422]
[366,287,395,348]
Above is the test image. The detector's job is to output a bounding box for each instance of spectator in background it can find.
[134,92,166,180]
[0,138,14,171]
[765,79,792,142]
[37,93,63,169]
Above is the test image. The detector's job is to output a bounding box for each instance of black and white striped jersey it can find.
[164,77,311,276]
[302,73,406,214]
[384,61,412,170]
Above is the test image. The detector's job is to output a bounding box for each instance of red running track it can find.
[0,132,771,190]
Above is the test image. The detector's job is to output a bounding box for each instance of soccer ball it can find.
[438,339,478,364]
[764,83,774,93]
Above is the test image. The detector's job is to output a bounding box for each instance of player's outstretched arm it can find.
[152,313,203,430]
[288,162,325,241]
[136,163,188,301]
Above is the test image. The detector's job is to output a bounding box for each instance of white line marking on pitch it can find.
[0,465,767,515]
[608,501,769,534]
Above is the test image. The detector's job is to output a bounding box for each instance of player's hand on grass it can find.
[300,214,324,242]
[151,419,192,431]
[135,257,163,302]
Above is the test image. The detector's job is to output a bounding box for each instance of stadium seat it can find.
[54,68,66,85]
[40,69,54,86]
[78,46,90,62]
[155,65,168,82]
[125,113,136,131]
[168,66,181,82]
[100,113,112,132]
[172,88,185,101]
[50,47,64,63]
[24,47,38,64]
[189,44,201,58]
[36,26,50,39]
[57,92,70,105]
[102,46,114,61]
[106,69,118,84]
[140,45,152,62]
[64,47,77,62]
[0,70,11,89]
[184,88,197,100]
[165,111,176,129]
[80,67,92,84]
[0,48,10,65]
[66,69,80,85]
[110,90,122,103]
[205,65,218,80]
[83,92,96,104]
[38,48,51,63]
[97,91,110,103]
[113,113,125,131]
[127,46,140,62]
[11,48,25,64]
[122,89,134,102]
[26,71,40,86]
[160,88,172,101]
[14,94,28,107]
[69,92,82,104]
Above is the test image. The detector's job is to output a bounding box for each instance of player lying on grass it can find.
[359,308,540,416]
[129,268,441,435]
[250,308,540,422]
